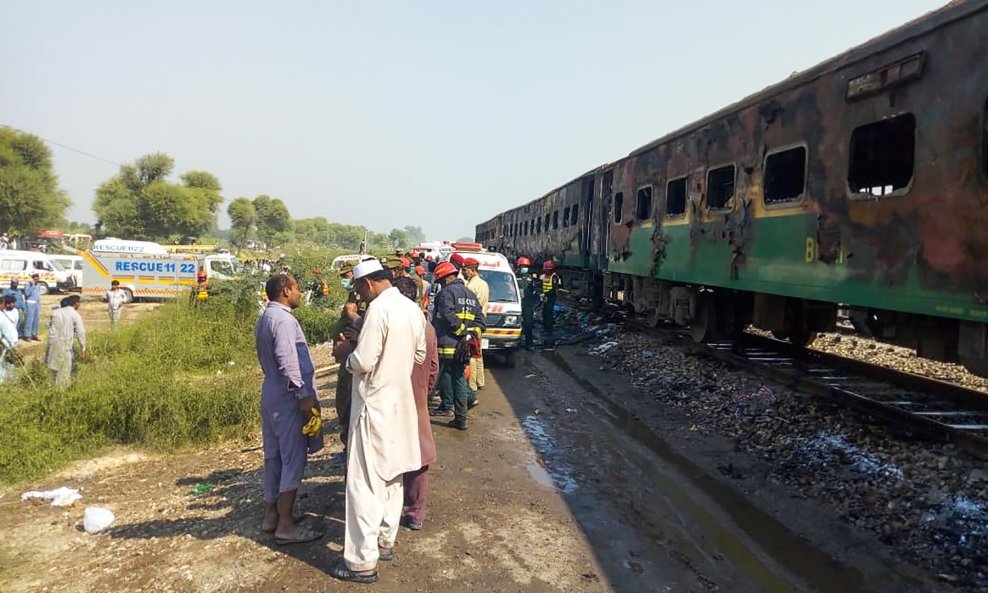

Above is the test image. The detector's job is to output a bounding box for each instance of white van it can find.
[49,255,84,291]
[439,242,522,366]
[0,250,70,294]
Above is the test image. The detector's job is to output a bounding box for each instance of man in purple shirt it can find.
[255,274,323,545]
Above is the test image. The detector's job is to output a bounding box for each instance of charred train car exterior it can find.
[477,1,988,376]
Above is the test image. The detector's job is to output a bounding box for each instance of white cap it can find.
[353,259,384,279]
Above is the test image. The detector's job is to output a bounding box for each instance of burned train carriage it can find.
[477,0,988,377]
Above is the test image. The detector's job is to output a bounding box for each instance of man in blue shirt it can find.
[2,280,26,337]
[23,273,42,341]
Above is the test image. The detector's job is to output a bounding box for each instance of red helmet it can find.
[450,253,465,267]
[425,254,434,261]
[409,250,420,258]
[462,257,480,268]
[400,257,411,268]
[542,260,556,271]
[517,256,531,266]
[433,262,458,280]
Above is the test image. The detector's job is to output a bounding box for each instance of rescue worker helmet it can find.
[517,256,531,267]
[450,253,465,267]
[542,260,556,271]
[433,262,458,281]
[462,257,479,269]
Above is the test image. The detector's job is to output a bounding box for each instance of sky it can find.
[1,0,949,241]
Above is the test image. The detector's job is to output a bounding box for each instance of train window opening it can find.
[706,165,735,210]
[537,218,542,233]
[848,113,915,197]
[563,206,571,227]
[666,177,687,216]
[636,186,652,220]
[614,192,624,223]
[544,214,550,233]
[764,146,806,204]
[552,211,559,230]
[571,204,579,224]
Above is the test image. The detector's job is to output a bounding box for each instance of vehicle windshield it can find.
[211,259,240,276]
[478,270,519,303]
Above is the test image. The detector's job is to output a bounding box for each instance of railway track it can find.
[677,333,988,459]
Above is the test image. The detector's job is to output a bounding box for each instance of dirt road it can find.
[0,346,936,592]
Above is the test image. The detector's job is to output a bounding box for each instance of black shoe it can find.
[468,398,479,410]
[449,418,468,431]
[329,562,378,584]
[429,406,452,417]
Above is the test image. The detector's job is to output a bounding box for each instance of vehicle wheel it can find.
[122,288,134,304]
[690,295,721,342]
[504,350,517,368]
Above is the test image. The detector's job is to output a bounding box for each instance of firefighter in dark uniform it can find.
[516,256,539,350]
[540,260,562,334]
[331,260,364,450]
[430,261,485,430]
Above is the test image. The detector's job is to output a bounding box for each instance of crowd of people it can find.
[254,247,561,583]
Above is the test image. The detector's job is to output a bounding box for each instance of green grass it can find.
[0,279,337,486]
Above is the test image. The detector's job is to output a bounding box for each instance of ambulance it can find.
[82,240,240,303]
[440,242,522,367]
[0,250,65,294]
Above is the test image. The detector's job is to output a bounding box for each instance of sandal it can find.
[274,525,323,545]
[378,546,394,561]
[329,562,378,584]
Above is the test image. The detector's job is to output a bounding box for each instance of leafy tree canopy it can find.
[92,152,223,240]
[0,128,71,234]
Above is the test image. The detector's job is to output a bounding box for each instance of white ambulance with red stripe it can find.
[441,242,522,367]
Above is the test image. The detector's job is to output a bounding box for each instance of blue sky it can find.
[1,0,947,240]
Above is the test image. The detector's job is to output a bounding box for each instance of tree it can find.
[92,152,224,240]
[252,195,293,246]
[403,225,426,246]
[227,197,256,251]
[388,228,408,249]
[0,128,71,234]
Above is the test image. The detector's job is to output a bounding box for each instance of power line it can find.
[1,124,122,167]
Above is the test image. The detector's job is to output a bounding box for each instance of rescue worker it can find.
[429,262,484,430]
[516,257,539,350]
[540,260,562,335]
[460,258,489,394]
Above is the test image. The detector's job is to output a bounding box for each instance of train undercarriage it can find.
[564,270,988,379]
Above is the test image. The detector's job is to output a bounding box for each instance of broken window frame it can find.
[763,143,808,207]
[983,97,988,180]
[571,204,579,225]
[613,192,624,224]
[552,210,559,230]
[563,206,571,227]
[665,176,689,218]
[704,163,736,212]
[635,185,653,221]
[846,112,916,200]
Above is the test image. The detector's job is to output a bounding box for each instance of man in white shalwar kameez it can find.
[330,259,426,584]
[46,295,86,388]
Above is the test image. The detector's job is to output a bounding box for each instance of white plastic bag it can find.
[83,507,115,533]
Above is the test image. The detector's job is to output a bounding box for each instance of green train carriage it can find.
[478,0,988,377]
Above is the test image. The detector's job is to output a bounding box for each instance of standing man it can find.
[461,258,489,395]
[331,259,425,584]
[45,295,86,388]
[516,257,539,350]
[0,296,20,384]
[105,280,127,330]
[540,260,562,335]
[393,277,438,531]
[332,261,362,452]
[3,279,26,337]
[429,262,485,430]
[254,274,323,545]
[22,274,42,341]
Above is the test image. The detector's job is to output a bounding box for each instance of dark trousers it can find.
[542,294,556,333]
[335,370,352,448]
[521,304,536,349]
[437,359,472,421]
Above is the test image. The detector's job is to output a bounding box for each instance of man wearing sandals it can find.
[255,274,322,545]
[332,259,426,584]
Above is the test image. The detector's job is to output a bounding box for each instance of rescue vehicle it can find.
[82,241,240,303]
[0,250,66,294]
[439,242,522,367]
